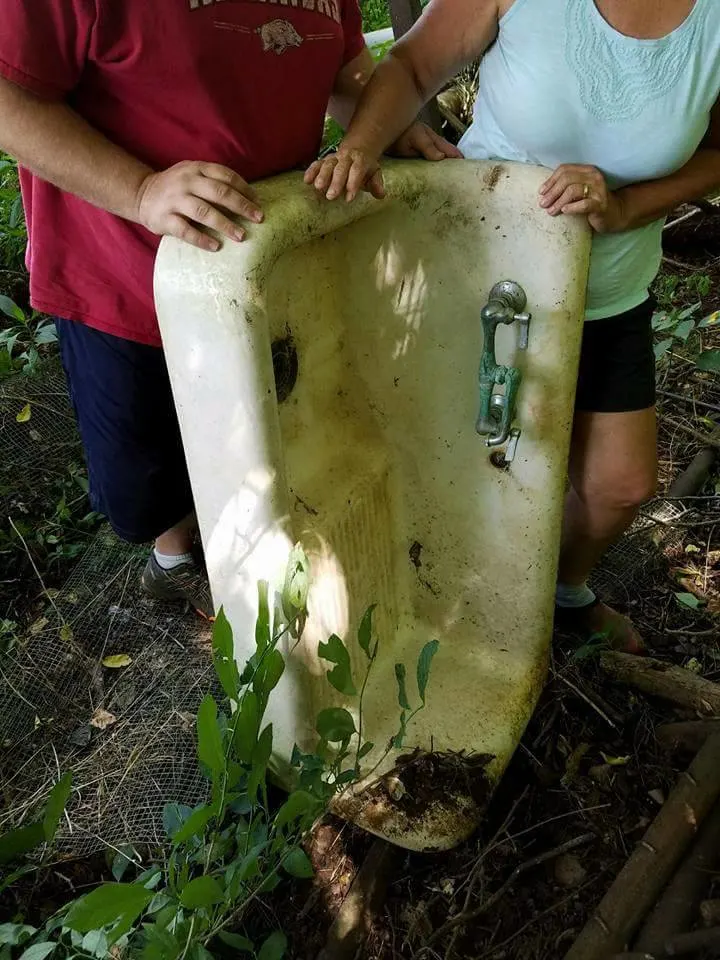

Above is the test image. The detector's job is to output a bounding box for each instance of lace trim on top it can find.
[565,0,703,123]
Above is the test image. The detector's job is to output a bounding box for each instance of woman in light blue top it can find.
[306,0,720,651]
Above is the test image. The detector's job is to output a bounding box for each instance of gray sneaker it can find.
[141,552,214,618]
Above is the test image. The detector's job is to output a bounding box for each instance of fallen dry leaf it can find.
[29,617,49,636]
[90,708,117,731]
[102,654,133,669]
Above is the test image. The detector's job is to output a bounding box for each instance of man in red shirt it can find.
[0,0,459,614]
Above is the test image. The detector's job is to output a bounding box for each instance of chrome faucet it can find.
[476,281,531,449]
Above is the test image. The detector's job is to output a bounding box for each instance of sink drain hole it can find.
[271,336,298,403]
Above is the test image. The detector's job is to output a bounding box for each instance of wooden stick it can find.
[663,418,720,451]
[657,721,720,755]
[317,839,399,960]
[667,449,718,499]
[600,653,720,716]
[634,803,720,953]
[658,390,720,417]
[701,901,720,927]
[662,926,720,956]
[563,734,720,960]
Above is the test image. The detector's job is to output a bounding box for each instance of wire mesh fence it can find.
[0,524,219,855]
[1,362,718,856]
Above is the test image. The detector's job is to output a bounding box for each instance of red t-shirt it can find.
[0,0,365,346]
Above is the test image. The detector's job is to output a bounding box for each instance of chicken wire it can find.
[1,363,717,856]
[0,525,219,855]
[0,359,81,513]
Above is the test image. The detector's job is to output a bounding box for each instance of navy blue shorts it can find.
[57,319,194,544]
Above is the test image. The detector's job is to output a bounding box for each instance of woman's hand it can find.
[136,160,263,252]
[539,164,628,234]
[304,147,384,203]
[389,122,463,162]
[304,122,462,203]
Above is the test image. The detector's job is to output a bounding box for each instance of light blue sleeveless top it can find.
[459,0,720,320]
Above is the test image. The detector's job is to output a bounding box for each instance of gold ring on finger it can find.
[582,183,590,199]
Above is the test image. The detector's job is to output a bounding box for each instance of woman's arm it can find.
[327,47,463,194]
[540,98,720,234]
[307,0,502,201]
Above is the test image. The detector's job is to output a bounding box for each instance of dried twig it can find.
[564,734,720,960]
[634,803,720,953]
[601,653,720,716]
[423,833,595,949]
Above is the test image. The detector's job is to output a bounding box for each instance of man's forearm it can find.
[619,149,720,231]
[0,76,151,221]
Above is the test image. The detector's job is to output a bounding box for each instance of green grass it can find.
[360,0,391,31]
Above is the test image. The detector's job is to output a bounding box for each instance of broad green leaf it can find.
[33,322,57,346]
[318,634,356,696]
[0,294,24,324]
[394,663,411,711]
[213,609,241,702]
[416,640,439,706]
[16,404,31,424]
[675,592,702,610]
[651,311,674,331]
[254,649,285,706]
[218,931,254,953]
[0,823,45,865]
[197,695,225,774]
[282,544,311,618]
[699,310,720,328]
[357,605,377,659]
[258,930,287,960]
[43,771,72,842]
[233,692,260,764]
[162,803,193,839]
[65,883,153,933]
[357,741,374,761]
[696,350,720,374]
[212,607,232,658]
[334,769,358,787]
[111,846,136,882]
[102,654,132,669]
[248,724,273,801]
[677,302,701,321]
[0,925,36,947]
[189,946,215,960]
[654,337,673,361]
[316,708,356,743]
[9,196,23,230]
[283,848,314,879]
[393,711,408,750]
[256,581,271,652]
[18,945,56,960]
[673,318,695,341]
[171,804,215,846]
[275,790,317,832]
[257,873,282,894]
[179,875,224,909]
[81,930,108,957]
[139,925,180,960]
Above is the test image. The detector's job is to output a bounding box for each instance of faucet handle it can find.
[514,311,531,350]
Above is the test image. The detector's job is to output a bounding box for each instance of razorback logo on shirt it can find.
[188,0,342,24]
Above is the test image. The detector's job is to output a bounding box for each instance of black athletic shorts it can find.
[575,298,656,413]
[57,318,194,545]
